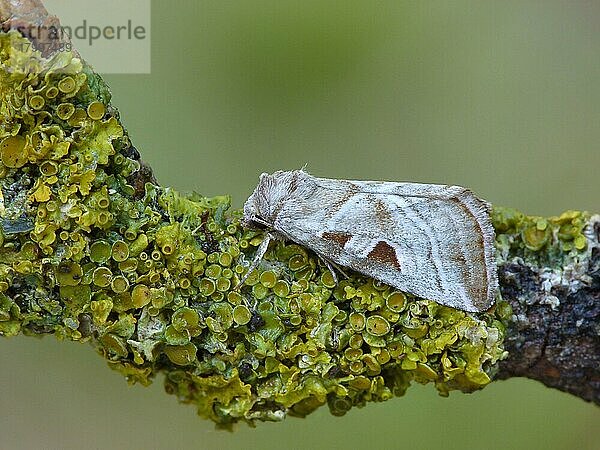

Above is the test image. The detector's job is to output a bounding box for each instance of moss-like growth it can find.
[0,31,590,428]
[493,207,589,259]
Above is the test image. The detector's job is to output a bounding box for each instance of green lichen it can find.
[490,206,590,310]
[492,206,590,267]
[5,30,590,429]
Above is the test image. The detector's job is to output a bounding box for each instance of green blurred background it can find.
[1,1,599,449]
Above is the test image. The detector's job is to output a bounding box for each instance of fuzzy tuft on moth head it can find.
[242,170,305,231]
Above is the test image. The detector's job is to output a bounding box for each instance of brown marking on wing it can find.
[449,196,488,302]
[374,198,394,229]
[368,241,401,271]
[448,243,469,269]
[288,171,300,195]
[322,232,352,247]
[327,183,359,218]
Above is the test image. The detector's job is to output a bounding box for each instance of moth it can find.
[242,170,498,312]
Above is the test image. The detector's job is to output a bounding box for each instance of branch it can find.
[0,1,597,428]
[495,213,600,404]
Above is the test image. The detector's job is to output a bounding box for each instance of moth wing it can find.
[278,179,496,312]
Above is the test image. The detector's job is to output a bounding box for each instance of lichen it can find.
[4,30,579,429]
[492,207,589,262]
[492,206,592,309]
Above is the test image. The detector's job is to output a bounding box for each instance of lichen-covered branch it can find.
[495,211,600,405]
[0,4,598,429]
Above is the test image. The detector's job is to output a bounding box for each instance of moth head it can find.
[243,170,305,229]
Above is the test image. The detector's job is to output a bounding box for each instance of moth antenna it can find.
[234,233,273,290]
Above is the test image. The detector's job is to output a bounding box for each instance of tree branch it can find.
[0,0,597,428]
[496,223,600,404]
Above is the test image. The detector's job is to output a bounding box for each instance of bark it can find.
[497,228,600,405]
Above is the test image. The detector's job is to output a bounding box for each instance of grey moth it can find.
[242,170,498,313]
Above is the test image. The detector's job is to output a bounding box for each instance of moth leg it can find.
[234,233,273,290]
[323,259,339,285]
[319,255,350,285]
[334,263,350,280]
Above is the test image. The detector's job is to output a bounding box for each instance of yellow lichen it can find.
[1,135,28,168]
